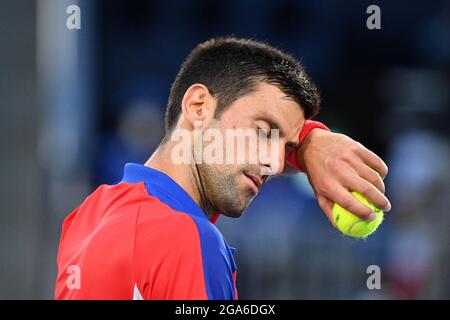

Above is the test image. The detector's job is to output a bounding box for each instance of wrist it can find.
[299,120,330,143]
[287,120,330,172]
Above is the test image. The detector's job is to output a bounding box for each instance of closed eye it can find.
[257,126,272,138]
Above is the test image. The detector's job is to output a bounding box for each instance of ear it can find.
[180,84,215,130]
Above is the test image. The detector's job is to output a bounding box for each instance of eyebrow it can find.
[256,114,300,150]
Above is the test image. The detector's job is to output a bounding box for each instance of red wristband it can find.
[286,120,330,172]
[298,120,330,143]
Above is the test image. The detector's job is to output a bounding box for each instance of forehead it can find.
[220,83,305,131]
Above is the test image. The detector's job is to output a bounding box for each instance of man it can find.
[55,37,390,299]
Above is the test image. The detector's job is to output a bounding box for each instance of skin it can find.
[146,82,391,225]
[298,129,390,227]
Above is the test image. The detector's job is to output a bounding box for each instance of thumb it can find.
[317,196,336,228]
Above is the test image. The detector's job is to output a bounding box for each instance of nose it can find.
[259,140,285,176]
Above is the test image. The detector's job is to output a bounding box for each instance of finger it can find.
[355,143,388,179]
[317,196,336,228]
[348,157,385,194]
[343,173,391,212]
[330,186,377,221]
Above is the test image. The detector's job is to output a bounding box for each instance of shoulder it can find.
[136,199,225,251]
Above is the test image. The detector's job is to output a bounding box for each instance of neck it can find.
[144,142,214,219]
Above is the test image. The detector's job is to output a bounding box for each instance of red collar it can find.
[209,212,221,224]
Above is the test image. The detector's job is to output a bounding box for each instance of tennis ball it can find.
[332,192,384,238]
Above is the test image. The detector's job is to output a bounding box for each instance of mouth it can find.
[243,173,262,194]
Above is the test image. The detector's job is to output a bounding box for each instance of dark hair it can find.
[165,37,321,133]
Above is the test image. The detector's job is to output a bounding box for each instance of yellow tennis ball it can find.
[332,192,384,238]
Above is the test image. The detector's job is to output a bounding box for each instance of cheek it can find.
[217,106,252,129]
[205,164,238,186]
[222,164,242,182]
[219,166,246,191]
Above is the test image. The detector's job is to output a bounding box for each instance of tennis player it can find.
[55,37,390,300]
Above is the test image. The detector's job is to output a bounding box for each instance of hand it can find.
[296,129,391,227]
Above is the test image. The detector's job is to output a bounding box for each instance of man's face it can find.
[198,83,305,217]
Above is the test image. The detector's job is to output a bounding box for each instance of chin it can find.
[213,184,254,218]
[218,199,250,218]
[220,210,244,218]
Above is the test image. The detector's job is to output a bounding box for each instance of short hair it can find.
[165,37,321,133]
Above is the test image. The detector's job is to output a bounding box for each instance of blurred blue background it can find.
[0,0,449,299]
